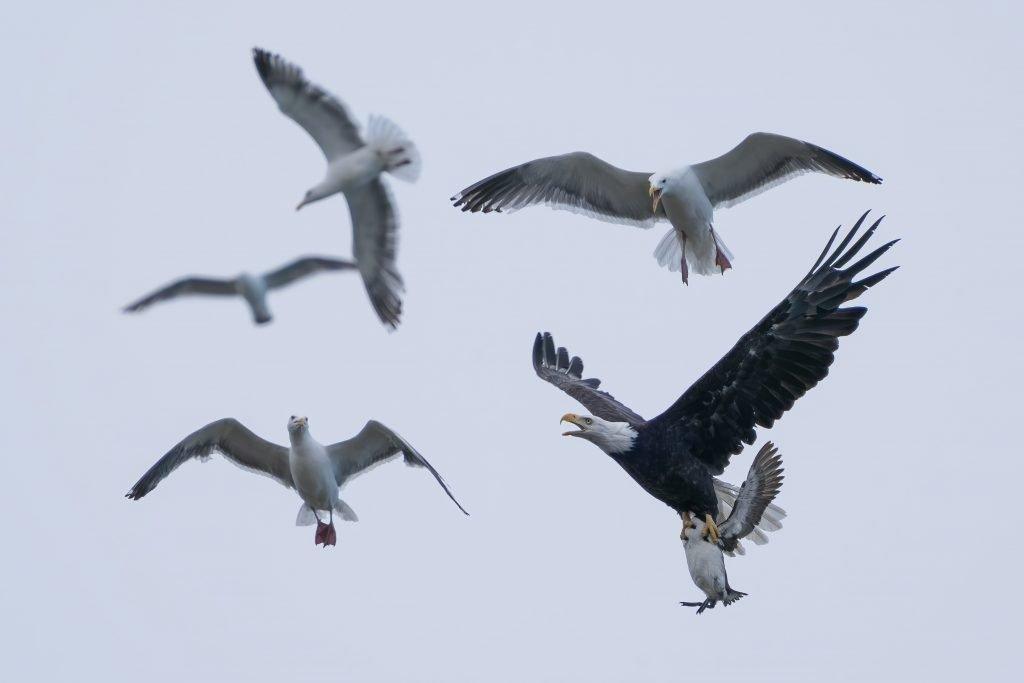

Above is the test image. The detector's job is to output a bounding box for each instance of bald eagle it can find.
[534,212,897,542]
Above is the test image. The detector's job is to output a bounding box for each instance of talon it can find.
[680,511,694,540]
[701,514,720,544]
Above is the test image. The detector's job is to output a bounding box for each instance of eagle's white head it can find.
[559,413,637,455]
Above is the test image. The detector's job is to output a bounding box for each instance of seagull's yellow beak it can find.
[649,185,662,213]
[560,413,583,436]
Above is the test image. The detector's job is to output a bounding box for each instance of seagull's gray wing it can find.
[347,180,403,329]
[533,332,646,428]
[263,256,357,289]
[125,418,292,500]
[123,277,237,313]
[327,420,468,515]
[253,47,364,161]
[452,152,661,228]
[716,443,784,553]
[691,132,882,209]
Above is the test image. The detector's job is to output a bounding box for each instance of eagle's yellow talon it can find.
[701,514,720,544]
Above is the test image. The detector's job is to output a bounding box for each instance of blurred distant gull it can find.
[534,212,896,546]
[254,47,420,329]
[452,133,880,283]
[680,443,784,615]
[126,416,468,547]
[123,255,356,325]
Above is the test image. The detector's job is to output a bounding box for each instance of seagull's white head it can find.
[647,169,685,212]
[287,415,309,434]
[296,183,335,211]
[559,413,637,455]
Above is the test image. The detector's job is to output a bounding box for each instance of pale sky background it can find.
[3,2,1022,681]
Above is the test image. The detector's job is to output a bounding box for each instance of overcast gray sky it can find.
[3,1,1022,681]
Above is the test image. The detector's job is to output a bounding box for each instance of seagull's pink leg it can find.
[314,520,329,546]
[712,229,732,274]
[324,522,337,546]
[680,234,689,285]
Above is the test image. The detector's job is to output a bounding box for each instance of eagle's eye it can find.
[585,418,593,425]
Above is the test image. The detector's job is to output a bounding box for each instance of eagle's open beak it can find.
[649,186,662,212]
[560,413,584,436]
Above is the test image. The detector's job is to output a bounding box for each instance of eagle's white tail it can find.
[366,114,421,182]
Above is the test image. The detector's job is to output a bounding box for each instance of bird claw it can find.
[314,520,337,547]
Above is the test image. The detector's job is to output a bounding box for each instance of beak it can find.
[649,186,662,212]
[297,416,308,427]
[560,413,584,437]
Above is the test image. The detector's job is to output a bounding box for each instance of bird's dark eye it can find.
[585,418,593,425]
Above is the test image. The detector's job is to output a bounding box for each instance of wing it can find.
[645,211,898,474]
[263,256,356,289]
[717,443,784,552]
[691,133,882,209]
[327,421,468,515]
[451,152,662,228]
[125,418,292,500]
[123,277,236,313]
[347,180,403,329]
[533,332,646,427]
[253,47,364,161]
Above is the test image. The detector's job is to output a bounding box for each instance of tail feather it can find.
[723,587,747,606]
[366,114,420,182]
[654,228,683,272]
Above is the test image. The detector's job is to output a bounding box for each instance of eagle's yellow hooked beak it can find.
[649,185,662,212]
[560,413,583,436]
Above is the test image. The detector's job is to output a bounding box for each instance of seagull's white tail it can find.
[653,227,735,276]
[334,499,359,522]
[366,114,421,183]
[654,228,684,273]
[295,503,317,527]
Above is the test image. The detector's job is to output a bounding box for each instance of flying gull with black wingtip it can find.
[453,133,880,283]
[253,47,420,328]
[123,255,357,326]
[126,416,468,547]
[533,211,896,545]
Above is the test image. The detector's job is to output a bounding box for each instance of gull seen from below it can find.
[126,416,469,547]
[534,212,896,547]
[680,443,784,614]
[253,47,421,328]
[453,133,880,283]
[123,255,356,325]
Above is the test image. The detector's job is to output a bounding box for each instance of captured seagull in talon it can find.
[122,256,357,326]
[679,443,784,615]
[253,47,420,329]
[125,416,468,547]
[452,133,880,283]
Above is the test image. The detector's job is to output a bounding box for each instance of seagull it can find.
[125,416,468,547]
[253,47,421,328]
[680,442,784,615]
[533,212,896,545]
[452,133,880,283]
[123,255,356,325]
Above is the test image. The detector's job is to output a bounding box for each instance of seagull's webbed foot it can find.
[715,248,732,274]
[701,514,720,544]
[679,599,715,615]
